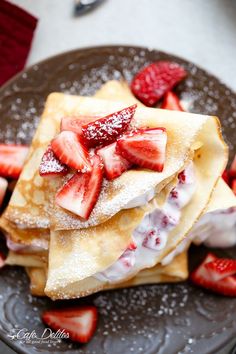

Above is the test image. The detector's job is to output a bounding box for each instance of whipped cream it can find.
[95,163,196,283]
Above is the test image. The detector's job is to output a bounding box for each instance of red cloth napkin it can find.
[0,0,38,86]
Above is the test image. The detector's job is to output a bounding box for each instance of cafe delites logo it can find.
[8,327,69,344]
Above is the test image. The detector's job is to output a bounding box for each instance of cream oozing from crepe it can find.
[95,162,196,282]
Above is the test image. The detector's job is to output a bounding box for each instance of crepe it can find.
[44,98,227,299]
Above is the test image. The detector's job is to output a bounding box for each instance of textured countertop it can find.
[1,0,236,352]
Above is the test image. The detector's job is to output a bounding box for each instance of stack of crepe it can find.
[0,81,235,299]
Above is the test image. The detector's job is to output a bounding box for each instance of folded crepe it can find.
[41,96,227,298]
[1,80,233,300]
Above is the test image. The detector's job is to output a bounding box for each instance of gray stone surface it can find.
[1,0,236,352]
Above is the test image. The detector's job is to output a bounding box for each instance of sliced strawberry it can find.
[161,91,184,111]
[0,177,8,207]
[55,154,103,219]
[0,251,5,268]
[97,142,132,180]
[42,306,98,343]
[39,145,68,177]
[81,104,137,148]
[131,61,187,106]
[205,258,236,281]
[117,128,167,172]
[0,144,28,179]
[60,115,98,135]
[51,131,91,172]
[190,253,236,297]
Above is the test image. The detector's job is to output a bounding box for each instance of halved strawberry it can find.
[39,145,68,177]
[55,154,103,219]
[0,144,28,179]
[0,177,8,207]
[60,115,98,135]
[131,61,187,106]
[42,306,98,343]
[205,258,236,281]
[116,128,167,172]
[97,142,132,180]
[161,91,184,111]
[51,131,91,172]
[190,253,236,297]
[81,104,137,147]
[0,251,5,268]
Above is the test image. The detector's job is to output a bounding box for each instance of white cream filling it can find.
[95,162,196,283]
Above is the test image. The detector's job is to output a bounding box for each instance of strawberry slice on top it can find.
[51,131,91,172]
[39,145,68,177]
[42,306,98,343]
[97,142,132,180]
[131,61,187,106]
[161,91,184,111]
[81,104,137,148]
[190,253,236,297]
[205,258,236,281]
[60,115,98,135]
[55,154,103,220]
[0,144,29,179]
[117,128,167,172]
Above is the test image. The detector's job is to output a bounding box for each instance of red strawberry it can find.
[190,253,236,297]
[161,91,184,111]
[42,306,98,343]
[55,154,103,220]
[81,104,137,147]
[39,145,68,177]
[60,115,98,135]
[117,128,167,172]
[0,251,5,268]
[51,131,91,172]
[0,177,8,207]
[205,258,236,281]
[97,142,132,180]
[0,144,28,179]
[131,61,187,106]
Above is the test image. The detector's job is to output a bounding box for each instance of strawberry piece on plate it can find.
[205,258,236,281]
[60,115,98,135]
[131,61,187,106]
[55,154,103,220]
[117,128,167,172]
[81,104,137,147]
[42,306,98,343]
[190,253,236,296]
[39,145,68,177]
[161,91,184,111]
[0,177,8,207]
[97,142,132,180]
[51,131,91,172]
[0,251,5,268]
[0,144,28,179]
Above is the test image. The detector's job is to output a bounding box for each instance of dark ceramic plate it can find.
[0,46,236,354]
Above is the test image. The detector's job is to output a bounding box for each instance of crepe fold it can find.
[44,93,227,299]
